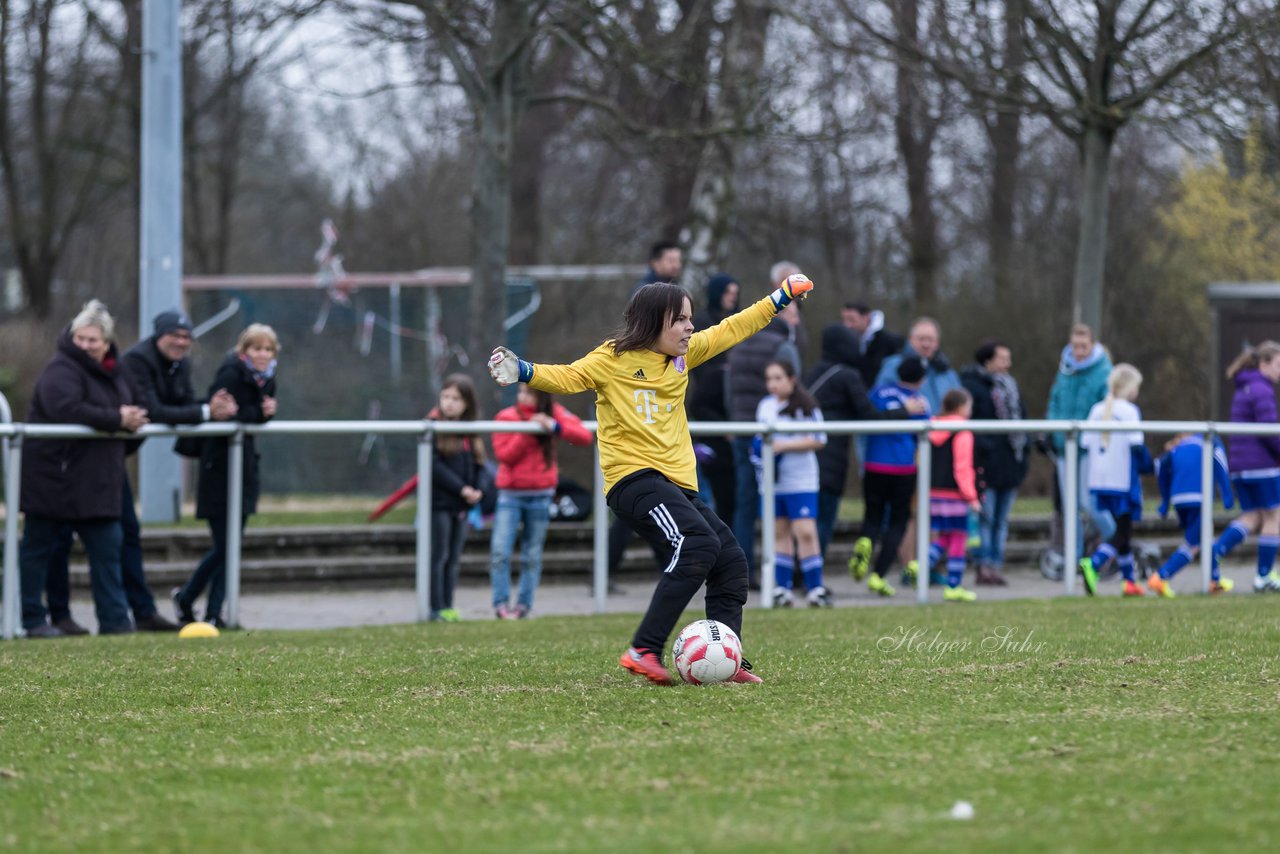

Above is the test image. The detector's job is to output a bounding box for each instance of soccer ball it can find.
[673,619,742,685]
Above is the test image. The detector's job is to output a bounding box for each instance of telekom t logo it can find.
[634,389,662,424]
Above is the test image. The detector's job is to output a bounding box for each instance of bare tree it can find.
[838,0,1256,336]
[0,0,129,317]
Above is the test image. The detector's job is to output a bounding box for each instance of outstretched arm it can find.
[488,345,605,395]
[687,275,815,368]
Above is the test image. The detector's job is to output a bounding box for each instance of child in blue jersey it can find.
[755,360,829,607]
[1078,364,1154,597]
[1148,433,1235,597]
[851,357,930,596]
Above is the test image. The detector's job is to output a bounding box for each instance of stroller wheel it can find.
[1040,549,1065,581]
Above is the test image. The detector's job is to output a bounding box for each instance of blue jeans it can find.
[731,436,759,576]
[977,487,1018,568]
[489,492,551,610]
[20,515,130,632]
[816,488,842,558]
[44,478,159,622]
[179,514,247,623]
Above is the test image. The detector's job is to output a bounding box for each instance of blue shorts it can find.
[764,492,819,520]
[1174,505,1203,547]
[1093,492,1140,520]
[1232,474,1280,512]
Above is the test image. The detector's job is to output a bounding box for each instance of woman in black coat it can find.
[19,299,149,636]
[960,341,1029,585]
[173,324,278,626]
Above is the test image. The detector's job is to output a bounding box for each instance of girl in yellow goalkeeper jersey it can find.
[488,275,813,685]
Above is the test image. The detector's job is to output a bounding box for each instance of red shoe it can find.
[729,659,763,684]
[620,647,674,686]
[1122,580,1145,597]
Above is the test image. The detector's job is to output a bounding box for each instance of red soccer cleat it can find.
[729,659,763,684]
[1122,580,1145,597]
[620,647,674,686]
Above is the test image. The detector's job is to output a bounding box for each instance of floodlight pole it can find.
[138,0,184,522]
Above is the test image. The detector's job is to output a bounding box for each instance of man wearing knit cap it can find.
[121,309,238,627]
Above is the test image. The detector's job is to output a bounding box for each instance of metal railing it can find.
[0,416,1267,639]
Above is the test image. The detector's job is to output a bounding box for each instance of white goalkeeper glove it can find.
[488,346,532,387]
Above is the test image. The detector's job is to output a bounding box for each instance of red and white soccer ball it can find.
[673,619,743,685]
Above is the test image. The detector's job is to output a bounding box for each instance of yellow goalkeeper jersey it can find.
[529,296,778,495]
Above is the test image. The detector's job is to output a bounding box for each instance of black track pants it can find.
[607,469,749,654]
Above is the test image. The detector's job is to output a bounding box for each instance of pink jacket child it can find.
[927,390,982,601]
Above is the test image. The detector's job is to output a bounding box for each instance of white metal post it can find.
[225,430,245,627]
[416,429,433,622]
[760,435,776,608]
[593,442,607,614]
[138,0,184,523]
[2,434,22,640]
[389,282,402,383]
[1064,432,1079,595]
[1200,431,1215,594]
[915,429,932,604]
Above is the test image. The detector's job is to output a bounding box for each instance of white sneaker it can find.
[1253,572,1280,592]
[806,586,833,607]
[772,588,795,608]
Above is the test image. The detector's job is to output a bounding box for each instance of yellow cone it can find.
[178,621,220,639]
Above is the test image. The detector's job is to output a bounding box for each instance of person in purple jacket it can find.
[1212,341,1280,592]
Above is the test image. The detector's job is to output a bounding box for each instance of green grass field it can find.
[3,597,1279,852]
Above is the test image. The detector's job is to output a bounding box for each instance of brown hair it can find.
[941,388,972,415]
[611,283,691,355]
[1226,341,1280,380]
[1070,323,1094,342]
[765,359,818,418]
[433,373,486,462]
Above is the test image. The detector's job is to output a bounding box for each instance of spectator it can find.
[87,308,236,632]
[489,384,593,619]
[850,358,930,597]
[725,269,801,586]
[1046,323,1116,555]
[805,323,922,558]
[841,301,904,388]
[755,359,829,607]
[770,261,808,372]
[925,388,982,602]
[874,317,960,411]
[172,324,280,628]
[960,340,1029,586]
[689,272,741,523]
[630,240,683,296]
[19,299,149,637]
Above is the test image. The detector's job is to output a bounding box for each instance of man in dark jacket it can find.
[724,309,798,585]
[119,310,238,629]
[689,272,741,522]
[629,240,682,297]
[841,301,904,387]
[806,324,923,557]
[960,340,1028,585]
[20,300,149,636]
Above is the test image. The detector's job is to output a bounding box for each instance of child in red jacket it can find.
[489,384,594,618]
[928,388,982,602]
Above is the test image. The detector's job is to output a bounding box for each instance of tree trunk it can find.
[681,0,771,295]
[1072,123,1113,337]
[987,0,1024,304]
[893,0,939,317]
[469,67,522,409]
